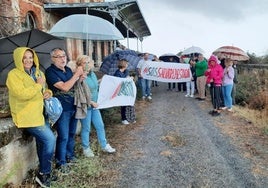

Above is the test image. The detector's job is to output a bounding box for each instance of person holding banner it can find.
[137,53,152,100]
[166,56,178,91]
[114,59,136,125]
[75,55,116,157]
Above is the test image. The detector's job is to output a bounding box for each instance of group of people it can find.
[135,52,237,118]
[6,46,237,187]
[184,53,236,116]
[6,47,119,187]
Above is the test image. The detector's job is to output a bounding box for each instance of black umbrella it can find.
[0,29,65,85]
[100,49,142,75]
[159,53,180,62]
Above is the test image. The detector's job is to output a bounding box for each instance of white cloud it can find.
[121,0,268,57]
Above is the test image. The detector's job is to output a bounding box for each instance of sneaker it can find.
[122,120,130,125]
[132,120,137,124]
[83,148,94,157]
[190,95,194,98]
[220,107,227,110]
[147,96,152,100]
[142,96,146,100]
[227,108,233,112]
[66,157,78,165]
[35,173,51,188]
[102,144,116,153]
[55,164,71,175]
[185,94,190,97]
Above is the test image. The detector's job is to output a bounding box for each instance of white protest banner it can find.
[97,75,137,109]
[141,61,191,82]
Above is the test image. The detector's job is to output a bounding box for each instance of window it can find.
[24,12,36,29]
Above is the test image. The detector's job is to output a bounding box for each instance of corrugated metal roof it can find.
[44,0,151,39]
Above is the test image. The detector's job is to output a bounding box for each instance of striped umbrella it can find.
[213,46,249,61]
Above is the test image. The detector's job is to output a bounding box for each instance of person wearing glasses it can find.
[6,47,56,187]
[45,48,84,174]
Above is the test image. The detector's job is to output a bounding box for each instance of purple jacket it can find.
[223,66,234,86]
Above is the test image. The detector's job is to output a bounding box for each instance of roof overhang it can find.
[44,0,151,40]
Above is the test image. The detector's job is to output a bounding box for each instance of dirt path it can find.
[107,83,268,188]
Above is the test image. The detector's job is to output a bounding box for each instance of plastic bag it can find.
[44,97,63,125]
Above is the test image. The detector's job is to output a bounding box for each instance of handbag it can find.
[44,97,63,126]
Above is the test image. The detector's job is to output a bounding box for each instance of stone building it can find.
[0,0,151,66]
[0,0,150,185]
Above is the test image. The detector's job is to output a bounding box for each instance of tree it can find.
[247,52,261,64]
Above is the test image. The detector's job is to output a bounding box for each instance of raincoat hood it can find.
[13,47,41,77]
[208,55,219,67]
[208,55,217,63]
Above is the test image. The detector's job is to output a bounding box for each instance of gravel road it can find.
[111,83,268,188]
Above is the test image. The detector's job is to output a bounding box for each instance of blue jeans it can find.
[55,110,78,165]
[26,122,56,174]
[139,78,151,97]
[222,84,233,108]
[80,108,107,149]
[186,81,195,95]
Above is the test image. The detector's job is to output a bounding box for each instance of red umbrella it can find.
[213,46,249,61]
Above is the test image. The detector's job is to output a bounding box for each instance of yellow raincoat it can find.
[6,47,51,128]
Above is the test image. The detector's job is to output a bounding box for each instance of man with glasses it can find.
[45,48,84,174]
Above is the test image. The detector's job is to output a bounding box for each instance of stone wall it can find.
[0,118,38,186]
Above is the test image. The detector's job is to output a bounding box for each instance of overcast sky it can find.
[120,0,268,57]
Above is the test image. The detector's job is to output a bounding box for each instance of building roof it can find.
[44,0,151,40]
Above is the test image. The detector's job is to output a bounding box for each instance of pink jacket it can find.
[205,55,223,85]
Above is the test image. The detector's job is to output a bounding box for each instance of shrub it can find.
[235,70,267,108]
[248,91,268,110]
[235,74,260,106]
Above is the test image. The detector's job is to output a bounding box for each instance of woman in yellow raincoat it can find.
[6,47,56,188]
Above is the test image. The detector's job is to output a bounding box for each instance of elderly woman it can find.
[6,47,56,187]
[75,55,116,157]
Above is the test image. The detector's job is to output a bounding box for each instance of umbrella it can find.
[49,14,124,40]
[0,29,65,85]
[159,53,180,62]
[100,49,142,75]
[182,46,205,55]
[212,46,249,61]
